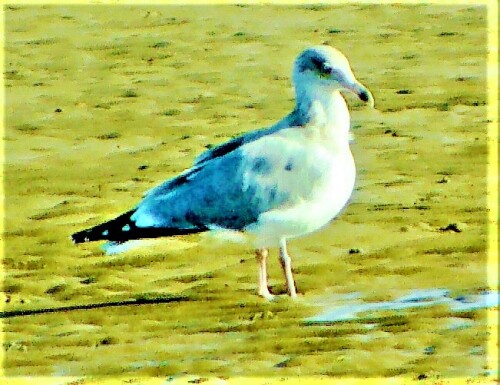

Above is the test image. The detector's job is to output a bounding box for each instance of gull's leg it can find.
[255,248,274,300]
[279,239,297,298]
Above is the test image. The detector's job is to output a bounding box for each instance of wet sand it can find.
[2,3,496,381]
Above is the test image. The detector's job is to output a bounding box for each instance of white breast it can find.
[244,128,356,248]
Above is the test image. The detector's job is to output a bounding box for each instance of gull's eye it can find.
[307,56,334,79]
[317,63,334,79]
[322,64,332,75]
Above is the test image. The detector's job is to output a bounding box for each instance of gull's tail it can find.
[71,210,140,244]
[71,209,205,245]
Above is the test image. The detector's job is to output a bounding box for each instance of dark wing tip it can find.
[71,231,88,244]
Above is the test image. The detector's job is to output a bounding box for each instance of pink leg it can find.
[255,248,274,300]
[279,239,297,298]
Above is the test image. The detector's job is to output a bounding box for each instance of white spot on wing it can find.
[130,211,156,228]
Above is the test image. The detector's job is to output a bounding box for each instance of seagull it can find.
[71,45,374,300]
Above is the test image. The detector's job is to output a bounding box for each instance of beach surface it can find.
[2,4,496,381]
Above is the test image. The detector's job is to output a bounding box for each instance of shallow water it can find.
[307,289,498,323]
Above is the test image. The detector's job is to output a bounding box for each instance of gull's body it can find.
[72,45,374,299]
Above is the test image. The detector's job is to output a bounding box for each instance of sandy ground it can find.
[1,3,497,382]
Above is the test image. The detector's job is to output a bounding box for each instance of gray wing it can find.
[131,111,311,232]
[130,146,291,231]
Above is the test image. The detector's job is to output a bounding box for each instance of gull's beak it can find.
[344,80,375,108]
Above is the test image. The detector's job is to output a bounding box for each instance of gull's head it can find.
[293,45,374,107]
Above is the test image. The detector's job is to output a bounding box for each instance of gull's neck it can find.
[291,81,351,146]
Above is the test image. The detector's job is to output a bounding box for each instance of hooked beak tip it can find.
[344,80,375,108]
[358,87,375,108]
